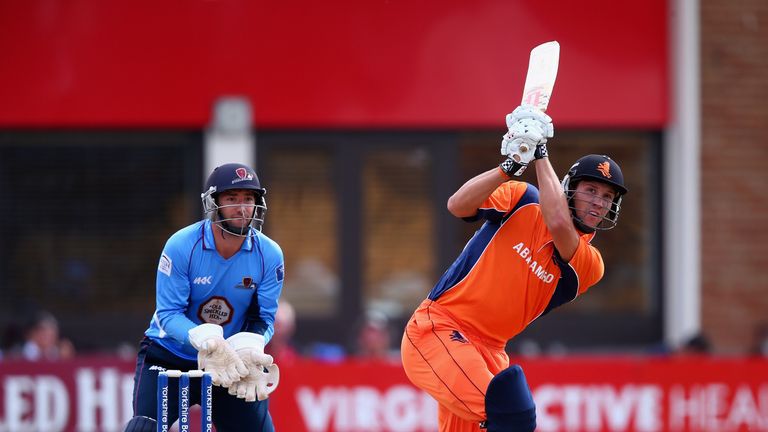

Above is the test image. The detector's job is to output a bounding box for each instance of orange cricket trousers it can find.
[401,300,509,432]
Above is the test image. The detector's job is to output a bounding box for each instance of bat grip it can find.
[519,144,529,153]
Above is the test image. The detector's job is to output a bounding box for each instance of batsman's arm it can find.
[534,157,579,261]
[447,168,509,218]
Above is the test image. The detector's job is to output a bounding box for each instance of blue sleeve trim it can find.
[542,249,580,316]
[465,184,540,224]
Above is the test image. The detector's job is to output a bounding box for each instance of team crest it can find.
[597,161,612,178]
[233,167,254,184]
[235,276,257,289]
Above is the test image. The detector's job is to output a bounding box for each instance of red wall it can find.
[0,1,667,129]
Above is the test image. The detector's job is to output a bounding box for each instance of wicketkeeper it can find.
[401,106,628,432]
[124,163,283,432]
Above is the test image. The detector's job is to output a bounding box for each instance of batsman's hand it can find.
[501,105,554,159]
[188,323,248,388]
[226,332,279,402]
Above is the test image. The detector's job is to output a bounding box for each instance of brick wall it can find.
[700,0,768,353]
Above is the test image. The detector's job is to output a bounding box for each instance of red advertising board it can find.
[0,1,667,128]
[0,356,766,431]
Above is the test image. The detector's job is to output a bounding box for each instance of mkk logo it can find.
[193,276,213,285]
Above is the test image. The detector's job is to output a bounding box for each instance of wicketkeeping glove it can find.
[226,332,280,402]
[188,323,248,388]
[228,362,280,402]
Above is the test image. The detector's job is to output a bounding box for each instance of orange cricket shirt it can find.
[427,181,604,346]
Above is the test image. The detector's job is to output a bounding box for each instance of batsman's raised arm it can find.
[448,105,555,219]
[534,156,580,261]
[446,168,508,218]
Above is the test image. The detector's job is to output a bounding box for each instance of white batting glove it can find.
[501,105,554,159]
[188,324,248,388]
[226,332,279,402]
[505,105,554,136]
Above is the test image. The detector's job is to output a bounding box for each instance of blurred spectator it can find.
[750,322,768,356]
[353,308,399,363]
[265,299,300,365]
[510,338,542,358]
[308,342,346,363]
[20,311,75,361]
[115,341,138,361]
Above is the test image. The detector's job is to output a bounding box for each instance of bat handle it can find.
[519,144,529,153]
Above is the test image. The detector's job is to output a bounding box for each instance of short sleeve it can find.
[463,181,531,224]
[568,237,605,295]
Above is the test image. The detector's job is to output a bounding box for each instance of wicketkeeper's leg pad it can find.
[123,415,157,432]
[484,364,536,432]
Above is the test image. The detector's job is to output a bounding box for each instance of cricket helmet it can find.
[561,154,627,232]
[201,163,267,234]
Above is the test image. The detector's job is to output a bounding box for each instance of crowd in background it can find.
[0,310,76,361]
[3,304,768,363]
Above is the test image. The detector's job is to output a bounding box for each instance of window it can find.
[261,147,339,318]
[0,131,202,350]
[362,147,435,318]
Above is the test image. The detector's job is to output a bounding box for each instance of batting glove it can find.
[501,105,554,159]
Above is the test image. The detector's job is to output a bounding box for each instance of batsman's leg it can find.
[484,364,536,432]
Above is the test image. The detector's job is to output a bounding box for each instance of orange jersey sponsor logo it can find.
[512,242,556,283]
[597,161,612,178]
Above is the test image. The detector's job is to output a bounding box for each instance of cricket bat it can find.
[518,41,560,152]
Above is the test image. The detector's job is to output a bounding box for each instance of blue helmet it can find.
[201,163,267,234]
[561,155,627,232]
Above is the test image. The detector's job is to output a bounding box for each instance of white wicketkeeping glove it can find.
[226,332,280,402]
[500,105,554,161]
[188,323,248,388]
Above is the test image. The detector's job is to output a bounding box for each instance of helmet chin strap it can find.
[566,193,597,233]
[215,210,252,238]
[571,214,597,234]
[569,206,619,233]
[218,220,249,237]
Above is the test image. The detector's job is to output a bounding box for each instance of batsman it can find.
[124,163,283,432]
[400,105,628,432]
